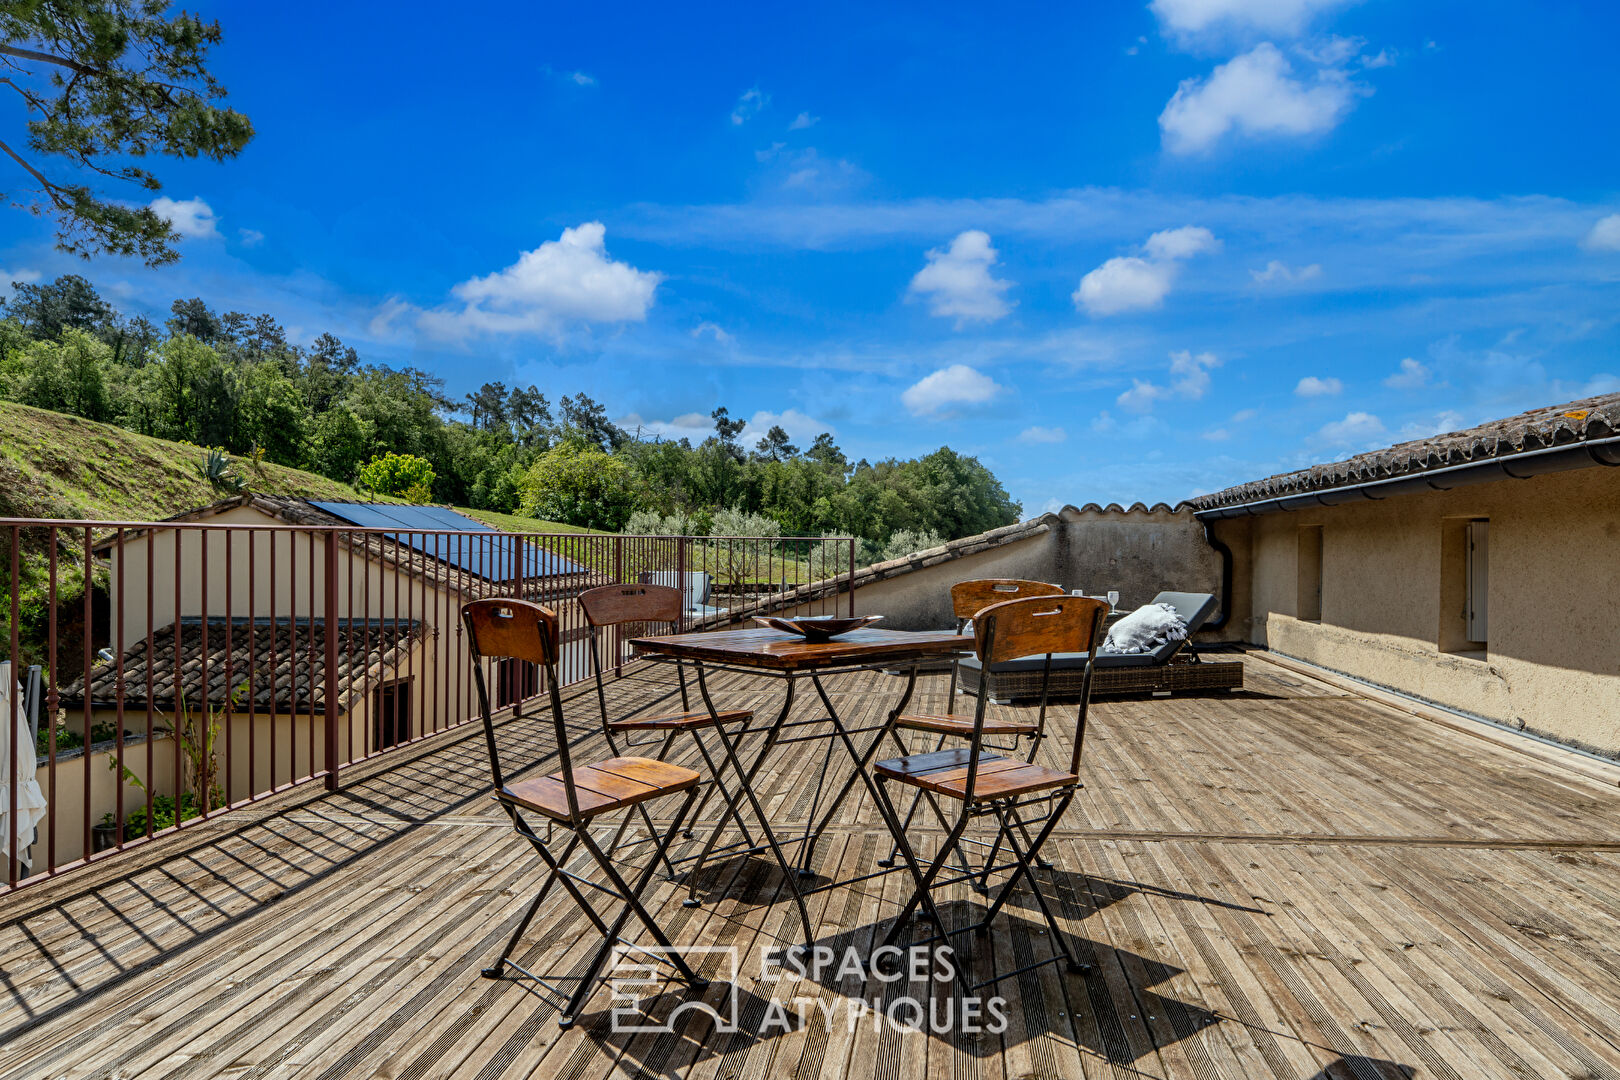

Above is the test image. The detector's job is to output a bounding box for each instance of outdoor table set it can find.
[460,579,1110,1028]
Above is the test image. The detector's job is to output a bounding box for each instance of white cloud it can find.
[1251,259,1322,284]
[901,364,1003,416]
[1091,411,1117,433]
[1074,225,1218,316]
[1201,427,1230,441]
[731,87,769,125]
[0,267,42,298]
[617,411,713,442]
[745,408,833,443]
[1150,0,1352,41]
[1118,350,1220,412]
[1230,408,1258,423]
[571,70,596,86]
[368,296,413,338]
[1144,225,1220,259]
[1159,43,1362,154]
[907,230,1014,326]
[1383,357,1429,389]
[418,222,661,339]
[237,227,265,247]
[1399,410,1466,440]
[1075,257,1176,316]
[691,321,733,343]
[1317,410,1385,446]
[1582,214,1620,252]
[788,111,819,130]
[149,196,219,240]
[1295,375,1342,396]
[1018,425,1067,444]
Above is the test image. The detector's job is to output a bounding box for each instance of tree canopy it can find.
[0,0,253,263]
[0,275,1023,552]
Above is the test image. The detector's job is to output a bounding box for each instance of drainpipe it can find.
[1200,521,1233,631]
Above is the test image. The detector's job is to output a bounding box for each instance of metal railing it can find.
[1,519,858,892]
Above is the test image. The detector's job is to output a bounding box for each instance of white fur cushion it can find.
[1103,602,1187,655]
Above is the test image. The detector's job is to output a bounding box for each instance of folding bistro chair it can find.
[871,593,1109,982]
[579,582,759,882]
[879,578,1066,875]
[463,598,709,1028]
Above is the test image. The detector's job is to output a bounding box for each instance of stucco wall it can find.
[776,505,1227,632]
[1227,465,1620,755]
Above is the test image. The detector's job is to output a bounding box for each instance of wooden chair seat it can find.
[875,747,1077,804]
[896,711,1038,737]
[502,756,701,821]
[606,709,752,732]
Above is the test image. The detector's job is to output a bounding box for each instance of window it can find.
[1297,525,1323,622]
[496,658,540,708]
[1439,517,1487,654]
[373,678,412,750]
[1465,519,1488,643]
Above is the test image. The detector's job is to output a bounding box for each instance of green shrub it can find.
[518,442,639,531]
[358,451,436,500]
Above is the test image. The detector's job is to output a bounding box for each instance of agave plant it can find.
[196,448,247,493]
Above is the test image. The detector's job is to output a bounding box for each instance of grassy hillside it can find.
[0,401,376,522]
[0,401,595,535]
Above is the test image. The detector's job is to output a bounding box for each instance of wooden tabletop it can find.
[627,626,974,672]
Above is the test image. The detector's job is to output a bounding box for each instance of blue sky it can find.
[3,0,1619,513]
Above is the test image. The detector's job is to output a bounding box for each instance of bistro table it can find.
[626,625,974,948]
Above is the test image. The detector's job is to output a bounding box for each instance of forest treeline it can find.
[0,275,1022,552]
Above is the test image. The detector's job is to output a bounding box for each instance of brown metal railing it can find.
[0,520,857,892]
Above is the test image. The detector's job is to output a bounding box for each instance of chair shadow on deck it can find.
[585,902,1222,1072]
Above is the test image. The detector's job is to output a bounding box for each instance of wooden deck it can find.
[4,651,1620,1080]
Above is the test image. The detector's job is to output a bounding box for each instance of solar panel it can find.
[308,502,589,580]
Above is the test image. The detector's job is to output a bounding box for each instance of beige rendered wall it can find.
[1231,466,1620,755]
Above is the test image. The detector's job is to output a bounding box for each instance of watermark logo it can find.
[608,945,1007,1036]
[609,945,741,1034]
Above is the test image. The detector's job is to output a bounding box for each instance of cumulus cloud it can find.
[1143,225,1220,260]
[616,411,713,442]
[417,222,661,339]
[237,227,265,247]
[691,321,733,343]
[1159,43,1361,154]
[788,111,819,130]
[1317,410,1385,446]
[1074,226,1218,316]
[1018,425,1067,444]
[731,87,769,125]
[1399,410,1466,440]
[907,230,1014,326]
[1583,214,1620,252]
[1383,357,1429,389]
[1150,0,1352,41]
[1295,375,1342,396]
[1118,350,1220,412]
[901,364,1003,416]
[745,408,833,443]
[149,196,219,240]
[1251,259,1322,284]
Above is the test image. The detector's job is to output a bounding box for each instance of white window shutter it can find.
[1465,520,1488,642]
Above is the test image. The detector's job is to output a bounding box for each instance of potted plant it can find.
[92,813,121,852]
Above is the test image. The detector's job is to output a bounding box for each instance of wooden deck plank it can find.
[4,653,1620,1080]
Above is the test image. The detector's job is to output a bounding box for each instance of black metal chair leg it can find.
[873,777,967,955]
[981,797,1088,974]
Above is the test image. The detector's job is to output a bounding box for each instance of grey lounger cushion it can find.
[957,591,1219,675]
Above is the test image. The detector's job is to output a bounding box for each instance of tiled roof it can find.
[1185,392,1620,513]
[58,616,423,714]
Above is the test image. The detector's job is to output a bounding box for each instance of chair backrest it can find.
[950,579,1064,623]
[461,598,577,815]
[639,571,712,608]
[970,593,1110,778]
[580,583,682,627]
